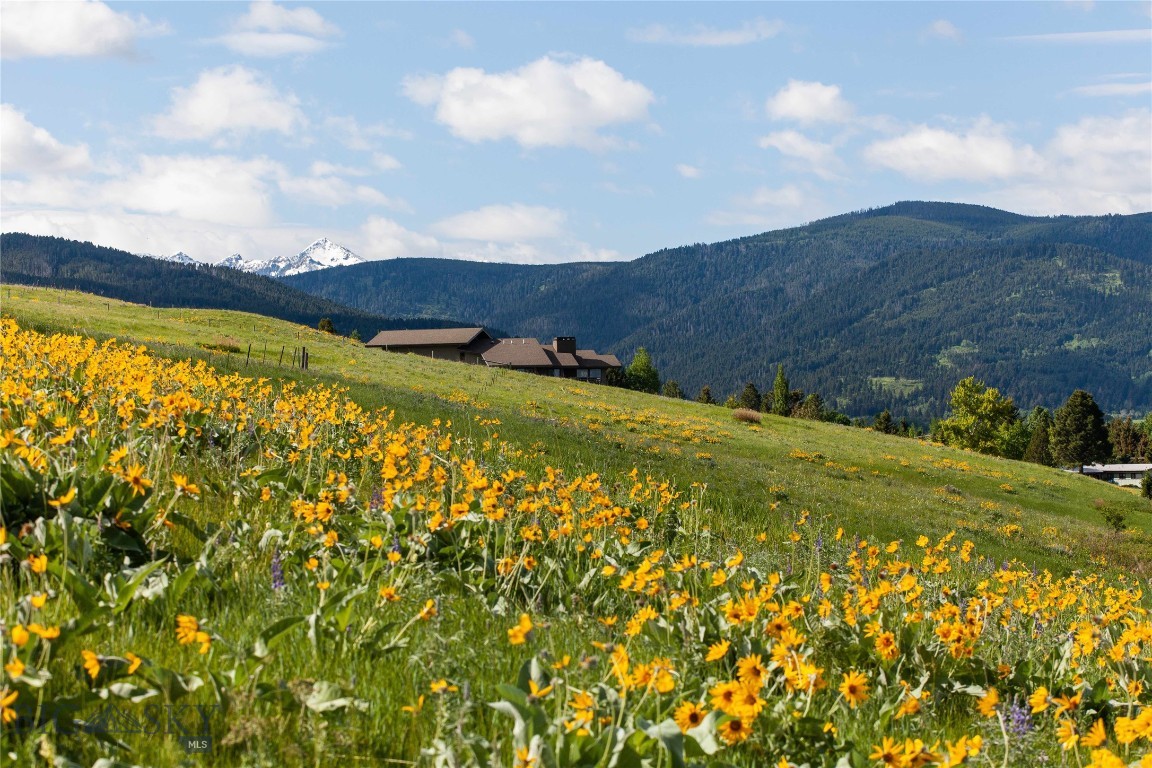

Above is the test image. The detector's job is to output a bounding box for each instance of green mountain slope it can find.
[283,202,1152,417]
[0,233,464,340]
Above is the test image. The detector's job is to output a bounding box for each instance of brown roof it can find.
[365,327,489,348]
[576,350,621,368]
[479,338,554,367]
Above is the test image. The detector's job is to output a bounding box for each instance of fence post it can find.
[279,346,285,367]
[245,343,251,367]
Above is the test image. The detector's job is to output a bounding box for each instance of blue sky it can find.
[2,1,1149,264]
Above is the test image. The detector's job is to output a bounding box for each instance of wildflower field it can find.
[2,289,1150,767]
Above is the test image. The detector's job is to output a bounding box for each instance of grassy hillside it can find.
[7,285,1149,574]
[284,203,1152,419]
[2,286,1150,767]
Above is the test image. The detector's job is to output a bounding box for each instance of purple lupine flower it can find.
[815,532,823,552]
[1005,698,1033,739]
[271,548,285,590]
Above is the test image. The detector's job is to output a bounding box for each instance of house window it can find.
[577,369,589,379]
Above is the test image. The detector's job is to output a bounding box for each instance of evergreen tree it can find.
[696,385,716,405]
[662,380,684,399]
[1107,416,1148,462]
[625,347,661,394]
[349,328,361,342]
[1023,418,1053,466]
[318,317,335,333]
[793,393,826,421]
[1142,471,1151,500]
[722,394,740,409]
[1052,390,1111,471]
[874,409,894,434]
[739,382,762,411]
[771,364,791,416]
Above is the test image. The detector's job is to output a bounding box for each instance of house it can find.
[1079,463,1152,488]
[364,328,621,381]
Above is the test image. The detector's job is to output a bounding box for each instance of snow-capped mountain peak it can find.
[140,250,200,265]
[219,239,363,277]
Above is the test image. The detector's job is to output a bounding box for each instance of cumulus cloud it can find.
[0,0,167,59]
[676,164,701,179]
[215,0,339,57]
[403,56,655,150]
[766,80,852,123]
[922,20,962,41]
[758,130,842,179]
[99,154,282,226]
[151,66,306,142]
[432,204,567,241]
[863,117,1044,181]
[628,18,784,46]
[1,104,93,174]
[865,110,1151,214]
[354,216,442,260]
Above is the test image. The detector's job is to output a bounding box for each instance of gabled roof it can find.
[365,327,490,348]
[480,338,554,367]
[576,350,622,369]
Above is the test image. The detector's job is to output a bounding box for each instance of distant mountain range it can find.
[0,233,460,341]
[282,202,1152,418]
[139,238,365,277]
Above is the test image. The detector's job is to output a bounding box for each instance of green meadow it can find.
[2,285,1149,767]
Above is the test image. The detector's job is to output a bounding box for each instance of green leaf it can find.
[252,615,304,659]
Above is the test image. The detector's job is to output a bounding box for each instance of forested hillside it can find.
[284,202,1152,418]
[0,233,462,340]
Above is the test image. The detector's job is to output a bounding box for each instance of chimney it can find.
[553,336,576,354]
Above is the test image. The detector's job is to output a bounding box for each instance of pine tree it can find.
[1141,471,1152,500]
[1023,418,1053,466]
[662,380,684,399]
[793,393,826,421]
[349,328,361,342]
[874,409,894,434]
[739,382,762,411]
[1051,390,1111,472]
[696,385,716,405]
[625,347,661,394]
[771,364,790,416]
[318,317,335,333]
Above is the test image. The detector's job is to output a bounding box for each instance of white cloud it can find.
[372,152,402,171]
[863,117,1044,181]
[448,29,475,49]
[706,184,813,229]
[215,0,338,57]
[100,154,282,226]
[676,163,701,179]
[307,154,401,178]
[354,216,442,260]
[432,204,567,241]
[1070,82,1152,96]
[403,56,655,150]
[758,130,842,179]
[0,0,167,59]
[1002,29,1151,43]
[324,115,411,151]
[278,175,402,209]
[151,66,306,142]
[923,20,962,41]
[766,80,852,123]
[628,18,784,46]
[0,105,92,174]
[864,110,1151,214]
